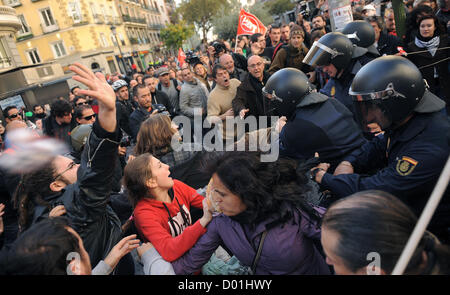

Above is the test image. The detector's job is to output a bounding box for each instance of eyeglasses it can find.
[8,113,20,119]
[53,161,77,182]
[82,114,96,121]
[248,62,263,69]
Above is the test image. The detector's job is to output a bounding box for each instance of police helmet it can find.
[111,79,128,92]
[342,20,379,57]
[263,68,314,118]
[71,124,92,152]
[303,32,354,71]
[349,56,445,131]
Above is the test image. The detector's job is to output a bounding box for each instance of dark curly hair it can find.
[203,152,321,227]
[50,99,73,118]
[0,217,80,275]
[13,164,56,232]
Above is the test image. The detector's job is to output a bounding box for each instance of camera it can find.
[185,50,201,66]
[120,136,131,147]
[212,42,227,58]
[152,104,170,116]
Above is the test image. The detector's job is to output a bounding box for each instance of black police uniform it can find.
[279,92,366,171]
[321,110,450,242]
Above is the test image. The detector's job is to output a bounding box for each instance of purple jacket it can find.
[172,204,330,275]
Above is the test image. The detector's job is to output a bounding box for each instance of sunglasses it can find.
[82,114,96,121]
[76,102,89,106]
[8,113,20,119]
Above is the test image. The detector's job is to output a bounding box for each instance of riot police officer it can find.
[311,56,450,243]
[264,68,366,171]
[303,22,378,126]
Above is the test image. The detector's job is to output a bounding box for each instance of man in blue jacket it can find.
[311,56,450,244]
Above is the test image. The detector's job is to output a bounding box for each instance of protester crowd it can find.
[0,0,449,275]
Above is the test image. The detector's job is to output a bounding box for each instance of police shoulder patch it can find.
[396,156,418,176]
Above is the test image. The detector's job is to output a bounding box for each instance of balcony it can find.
[128,37,139,45]
[16,32,33,42]
[40,20,59,34]
[148,23,163,30]
[71,16,89,27]
[122,14,131,22]
[3,0,21,7]
[113,16,122,25]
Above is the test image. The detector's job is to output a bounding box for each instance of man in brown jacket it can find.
[268,25,312,75]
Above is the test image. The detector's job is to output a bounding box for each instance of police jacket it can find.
[321,111,450,239]
[279,92,366,170]
[31,120,123,266]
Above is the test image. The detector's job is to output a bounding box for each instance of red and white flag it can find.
[237,9,267,36]
[178,48,186,67]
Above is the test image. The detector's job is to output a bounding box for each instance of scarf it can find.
[414,36,440,57]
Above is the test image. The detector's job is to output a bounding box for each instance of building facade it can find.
[4,0,169,75]
[0,4,22,73]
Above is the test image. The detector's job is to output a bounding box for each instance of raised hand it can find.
[69,62,116,132]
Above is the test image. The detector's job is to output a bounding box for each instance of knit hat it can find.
[290,24,305,38]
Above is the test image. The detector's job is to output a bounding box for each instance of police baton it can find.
[392,155,450,275]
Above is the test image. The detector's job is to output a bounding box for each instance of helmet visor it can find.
[303,41,335,67]
[353,99,392,133]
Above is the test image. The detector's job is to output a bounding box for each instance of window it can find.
[17,14,30,35]
[0,38,12,69]
[110,34,118,46]
[26,48,41,64]
[99,33,109,47]
[90,2,97,20]
[40,7,56,27]
[51,41,67,58]
[118,33,125,46]
[68,1,82,23]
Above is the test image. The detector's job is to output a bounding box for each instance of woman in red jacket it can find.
[123,153,213,262]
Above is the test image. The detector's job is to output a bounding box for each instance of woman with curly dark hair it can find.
[169,152,330,275]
